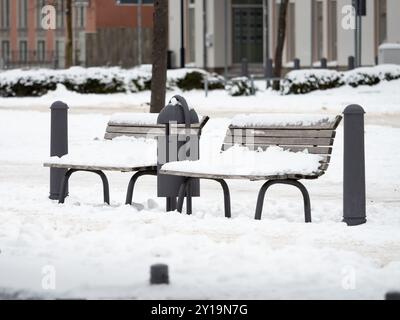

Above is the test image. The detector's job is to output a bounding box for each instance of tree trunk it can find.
[65,0,73,69]
[273,0,289,91]
[150,0,169,113]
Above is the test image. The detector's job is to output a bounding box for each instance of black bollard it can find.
[241,58,249,77]
[49,101,69,200]
[265,58,273,88]
[294,58,300,70]
[385,292,400,300]
[150,264,169,285]
[348,56,355,70]
[343,105,366,226]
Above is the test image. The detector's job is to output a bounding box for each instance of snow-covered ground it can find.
[0,81,400,299]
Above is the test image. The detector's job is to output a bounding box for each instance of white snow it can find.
[109,113,159,126]
[162,145,323,177]
[46,137,157,168]
[379,43,400,50]
[0,76,400,299]
[230,114,337,128]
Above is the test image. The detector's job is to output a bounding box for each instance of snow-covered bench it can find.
[160,114,342,222]
[43,113,209,205]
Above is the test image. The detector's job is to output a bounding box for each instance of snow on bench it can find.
[161,145,323,180]
[44,137,157,172]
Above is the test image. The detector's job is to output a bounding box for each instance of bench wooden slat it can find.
[159,169,322,181]
[108,116,209,128]
[224,137,335,147]
[106,126,202,135]
[104,132,160,140]
[43,163,157,172]
[105,116,209,140]
[221,144,333,155]
[229,115,342,130]
[228,129,336,138]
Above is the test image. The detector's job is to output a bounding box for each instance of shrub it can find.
[281,65,400,95]
[281,70,343,95]
[226,77,255,96]
[175,70,225,91]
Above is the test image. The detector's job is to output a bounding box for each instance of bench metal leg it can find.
[166,197,177,212]
[58,169,110,205]
[177,178,191,214]
[177,177,231,218]
[255,179,311,223]
[125,170,157,205]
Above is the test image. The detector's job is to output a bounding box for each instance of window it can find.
[18,0,28,29]
[56,0,65,29]
[74,5,86,28]
[286,2,296,62]
[328,0,337,61]
[19,40,28,62]
[37,40,46,61]
[312,0,323,62]
[0,0,10,29]
[1,40,10,62]
[37,0,46,29]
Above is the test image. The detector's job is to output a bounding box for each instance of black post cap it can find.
[150,264,170,285]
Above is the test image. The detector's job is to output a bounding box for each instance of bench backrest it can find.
[104,114,209,140]
[222,115,342,176]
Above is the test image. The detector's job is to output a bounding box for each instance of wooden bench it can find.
[160,114,342,222]
[43,114,209,205]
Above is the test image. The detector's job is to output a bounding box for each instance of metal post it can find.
[137,0,143,66]
[358,14,362,67]
[348,56,355,70]
[263,0,270,77]
[353,0,358,67]
[320,58,327,69]
[224,0,228,81]
[265,58,273,88]
[294,58,300,70]
[241,58,248,77]
[204,74,208,97]
[343,104,366,226]
[150,264,169,285]
[203,0,208,70]
[250,75,255,95]
[180,0,185,68]
[49,101,69,200]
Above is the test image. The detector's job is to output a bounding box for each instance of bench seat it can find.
[159,169,320,181]
[44,112,209,205]
[161,113,342,222]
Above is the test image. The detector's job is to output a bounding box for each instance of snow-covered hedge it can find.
[281,64,400,95]
[168,69,225,91]
[0,66,224,97]
[225,77,255,96]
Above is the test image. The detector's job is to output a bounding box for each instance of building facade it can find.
[0,0,154,69]
[169,0,400,73]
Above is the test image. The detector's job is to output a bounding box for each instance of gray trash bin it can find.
[157,95,200,211]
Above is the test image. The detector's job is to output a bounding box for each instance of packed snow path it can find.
[0,87,400,299]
